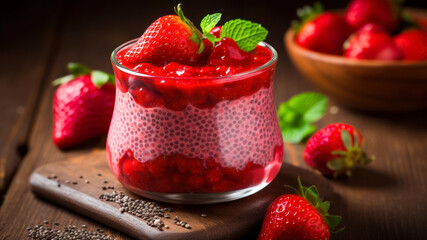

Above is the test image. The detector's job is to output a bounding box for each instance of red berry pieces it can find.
[208,38,251,66]
[258,177,342,240]
[116,151,271,193]
[304,123,373,177]
[394,29,427,61]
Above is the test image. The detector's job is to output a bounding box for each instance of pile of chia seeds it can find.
[99,191,179,231]
[26,222,116,240]
[45,172,195,232]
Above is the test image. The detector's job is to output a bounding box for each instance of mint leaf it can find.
[277,92,328,143]
[67,63,91,76]
[200,13,222,34]
[204,32,217,46]
[286,92,328,122]
[220,19,268,52]
[280,123,316,144]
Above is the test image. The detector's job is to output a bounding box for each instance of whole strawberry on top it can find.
[294,3,352,55]
[304,123,374,177]
[344,23,403,60]
[258,177,342,240]
[53,63,115,149]
[118,4,269,76]
[345,0,401,32]
[124,4,205,66]
[394,29,427,61]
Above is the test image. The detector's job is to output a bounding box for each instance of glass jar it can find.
[107,39,284,204]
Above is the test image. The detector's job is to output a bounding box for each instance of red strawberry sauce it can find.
[108,39,284,196]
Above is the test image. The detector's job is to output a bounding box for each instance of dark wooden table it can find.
[1,0,426,239]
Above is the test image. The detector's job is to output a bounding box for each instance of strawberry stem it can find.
[286,177,343,233]
[174,4,205,54]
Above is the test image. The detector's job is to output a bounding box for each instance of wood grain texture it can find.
[0,1,62,196]
[0,0,427,239]
[29,150,331,240]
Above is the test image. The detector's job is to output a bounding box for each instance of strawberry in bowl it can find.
[285,1,427,112]
[107,4,284,204]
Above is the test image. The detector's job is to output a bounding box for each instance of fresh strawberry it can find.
[52,63,115,149]
[304,123,374,177]
[123,4,205,66]
[394,29,427,61]
[345,0,401,32]
[258,177,342,240]
[344,23,403,60]
[294,3,352,55]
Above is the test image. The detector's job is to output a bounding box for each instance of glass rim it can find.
[110,39,278,81]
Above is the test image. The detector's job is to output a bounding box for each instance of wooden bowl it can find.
[284,9,427,112]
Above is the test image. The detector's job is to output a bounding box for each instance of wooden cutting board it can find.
[29,150,332,240]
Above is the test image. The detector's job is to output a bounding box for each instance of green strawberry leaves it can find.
[53,63,115,88]
[221,19,268,52]
[175,4,205,54]
[326,129,375,177]
[286,177,344,233]
[292,2,324,34]
[277,92,328,143]
[91,70,115,88]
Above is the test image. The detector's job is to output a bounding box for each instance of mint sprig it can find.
[201,13,222,34]
[53,63,115,88]
[200,13,222,46]
[277,92,328,143]
[220,19,268,52]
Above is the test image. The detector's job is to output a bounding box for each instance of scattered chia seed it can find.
[98,191,187,231]
[26,223,115,240]
[65,180,70,184]
[201,214,207,218]
[104,180,109,184]
[43,220,48,224]
[102,186,107,190]
[97,173,102,176]
[85,180,90,184]
[79,176,83,179]
[72,181,78,185]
